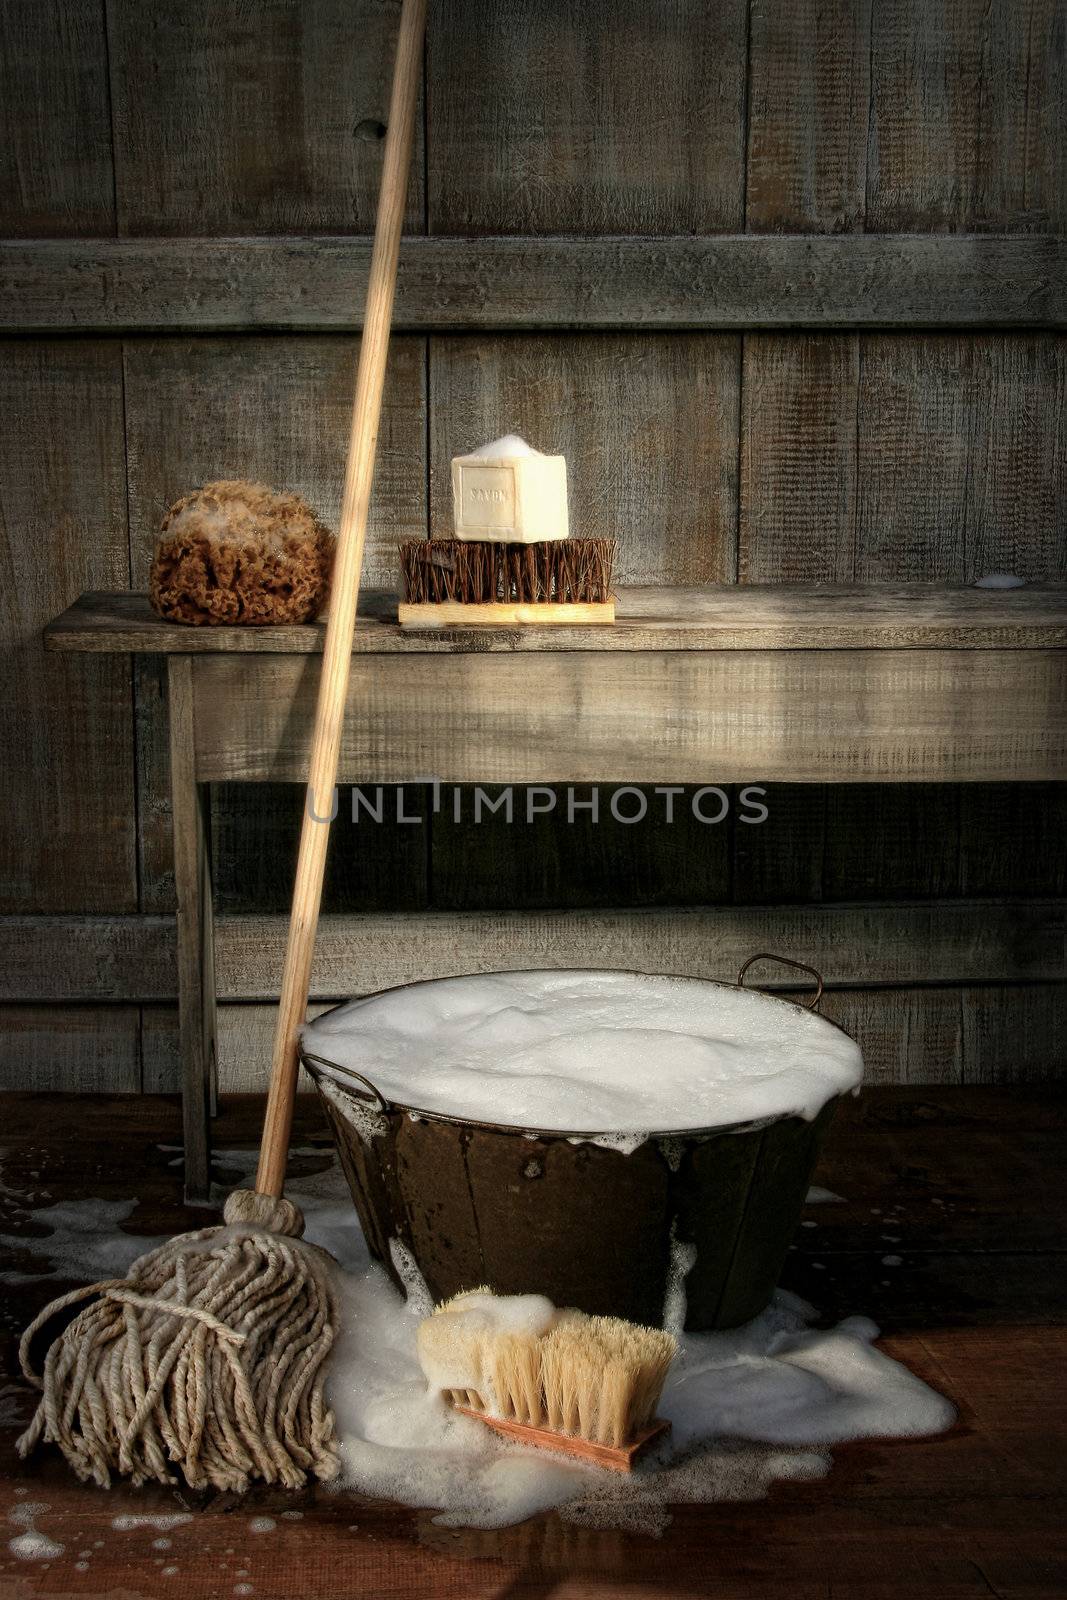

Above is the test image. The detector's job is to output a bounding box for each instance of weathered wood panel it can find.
[45,585,1067,654]
[2,0,1065,1100]
[0,917,176,1002]
[961,983,1067,1082]
[189,650,1067,785]
[957,785,1067,896]
[121,333,427,907]
[738,333,1066,912]
[0,0,115,236]
[0,1007,141,1091]
[746,0,871,232]
[821,986,965,1084]
[429,336,740,584]
[0,342,136,915]
[857,336,976,580]
[426,0,746,235]
[732,786,827,905]
[736,786,976,906]
[210,783,429,915]
[131,655,175,911]
[739,335,858,582]
[123,335,427,587]
[429,785,731,910]
[107,0,424,236]
[832,334,968,910]
[824,984,1065,1084]
[822,787,963,901]
[139,1004,182,1095]
[867,0,1067,233]
[2,900,1061,1001]
[856,335,1067,582]
[850,334,1067,930]
[213,901,1067,1000]
[741,0,976,923]
[742,0,865,957]
[140,1001,329,1094]
[168,660,215,1194]
[6,235,1065,333]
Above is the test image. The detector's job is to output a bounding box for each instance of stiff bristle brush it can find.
[417,1290,676,1472]
[398,434,617,627]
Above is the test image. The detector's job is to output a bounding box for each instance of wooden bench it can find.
[46,583,1067,1198]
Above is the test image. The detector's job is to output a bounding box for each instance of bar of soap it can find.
[451,435,568,544]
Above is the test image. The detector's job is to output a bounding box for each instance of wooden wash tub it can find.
[301,959,849,1331]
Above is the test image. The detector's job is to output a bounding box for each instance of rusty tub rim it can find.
[300,954,860,1144]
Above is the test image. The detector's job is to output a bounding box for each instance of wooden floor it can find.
[1,1087,1065,1599]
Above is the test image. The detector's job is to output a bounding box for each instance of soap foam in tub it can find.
[303,969,863,1138]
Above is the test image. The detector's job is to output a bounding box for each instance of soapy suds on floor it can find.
[112,1514,194,1533]
[0,1146,353,1283]
[3,1142,952,1536]
[304,970,863,1137]
[325,1227,954,1532]
[7,1502,64,1562]
[1,1197,144,1285]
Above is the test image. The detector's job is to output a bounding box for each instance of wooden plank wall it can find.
[0,0,1064,1092]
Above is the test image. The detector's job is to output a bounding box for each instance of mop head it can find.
[16,1191,340,1493]
[149,479,334,626]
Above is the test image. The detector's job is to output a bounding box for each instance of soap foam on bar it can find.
[303,969,863,1136]
[466,434,537,459]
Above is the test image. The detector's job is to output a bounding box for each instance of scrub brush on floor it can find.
[417,1289,676,1471]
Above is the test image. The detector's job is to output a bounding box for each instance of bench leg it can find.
[202,803,219,1122]
[168,657,217,1204]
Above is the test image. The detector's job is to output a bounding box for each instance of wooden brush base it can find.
[454,1405,670,1472]
[398,600,616,628]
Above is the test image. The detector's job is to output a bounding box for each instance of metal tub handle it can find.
[737,953,824,1011]
[300,1049,392,1114]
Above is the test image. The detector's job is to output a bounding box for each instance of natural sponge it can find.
[149,479,334,625]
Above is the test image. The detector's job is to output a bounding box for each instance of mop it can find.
[16,0,428,1493]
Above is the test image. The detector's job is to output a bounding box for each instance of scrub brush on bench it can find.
[398,435,617,627]
[417,1289,676,1471]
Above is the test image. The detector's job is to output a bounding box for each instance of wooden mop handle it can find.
[256,0,427,1198]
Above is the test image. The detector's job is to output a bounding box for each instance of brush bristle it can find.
[434,1285,494,1313]
[419,1295,676,1450]
[539,1315,676,1448]
[399,539,616,605]
[487,1331,544,1425]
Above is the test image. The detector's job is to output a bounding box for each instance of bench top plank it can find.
[45,585,1067,654]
